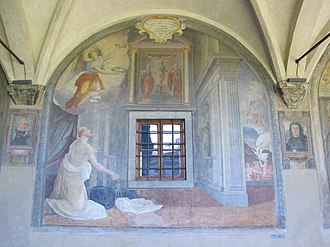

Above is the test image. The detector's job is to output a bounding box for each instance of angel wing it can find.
[93,45,106,70]
[94,45,104,57]
[64,53,87,84]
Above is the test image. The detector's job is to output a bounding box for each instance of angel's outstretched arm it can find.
[103,44,126,61]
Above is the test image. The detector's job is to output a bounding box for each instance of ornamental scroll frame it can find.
[135,16,186,43]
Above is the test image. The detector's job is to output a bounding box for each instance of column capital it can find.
[7,84,45,106]
[215,57,241,83]
[131,47,139,53]
[278,82,307,109]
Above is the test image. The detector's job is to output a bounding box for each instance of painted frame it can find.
[279,111,312,161]
[6,110,38,156]
[137,48,184,104]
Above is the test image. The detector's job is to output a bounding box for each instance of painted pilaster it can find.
[129,48,137,103]
[218,58,248,206]
[184,48,190,103]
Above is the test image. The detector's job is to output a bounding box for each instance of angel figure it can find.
[65,44,124,110]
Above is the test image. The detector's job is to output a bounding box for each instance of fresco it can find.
[239,63,274,183]
[53,30,130,115]
[321,99,330,159]
[137,49,184,104]
[42,31,277,229]
[319,59,330,226]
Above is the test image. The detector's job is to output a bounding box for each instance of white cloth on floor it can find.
[46,155,107,220]
[115,197,163,214]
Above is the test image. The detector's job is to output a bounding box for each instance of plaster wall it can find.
[13,0,270,86]
[0,6,329,246]
[0,166,35,247]
[1,166,330,246]
[52,0,267,66]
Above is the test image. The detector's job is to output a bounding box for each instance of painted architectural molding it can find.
[279,82,306,109]
[135,16,185,43]
[7,84,45,105]
[128,33,192,105]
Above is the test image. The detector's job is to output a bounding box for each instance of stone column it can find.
[218,58,248,206]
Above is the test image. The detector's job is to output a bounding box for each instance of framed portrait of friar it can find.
[6,110,38,156]
[279,111,313,162]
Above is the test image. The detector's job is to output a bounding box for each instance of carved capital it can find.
[279,82,306,109]
[7,84,45,105]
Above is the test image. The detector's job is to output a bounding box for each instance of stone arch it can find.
[310,46,330,226]
[0,65,10,164]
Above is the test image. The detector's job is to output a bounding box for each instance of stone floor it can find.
[43,186,276,228]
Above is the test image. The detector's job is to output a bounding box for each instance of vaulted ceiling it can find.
[0,0,329,86]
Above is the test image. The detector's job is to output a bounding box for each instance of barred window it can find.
[128,111,193,188]
[136,119,186,180]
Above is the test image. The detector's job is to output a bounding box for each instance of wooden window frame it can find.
[128,111,194,189]
[135,119,186,181]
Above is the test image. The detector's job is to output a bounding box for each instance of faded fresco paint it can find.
[43,30,278,229]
